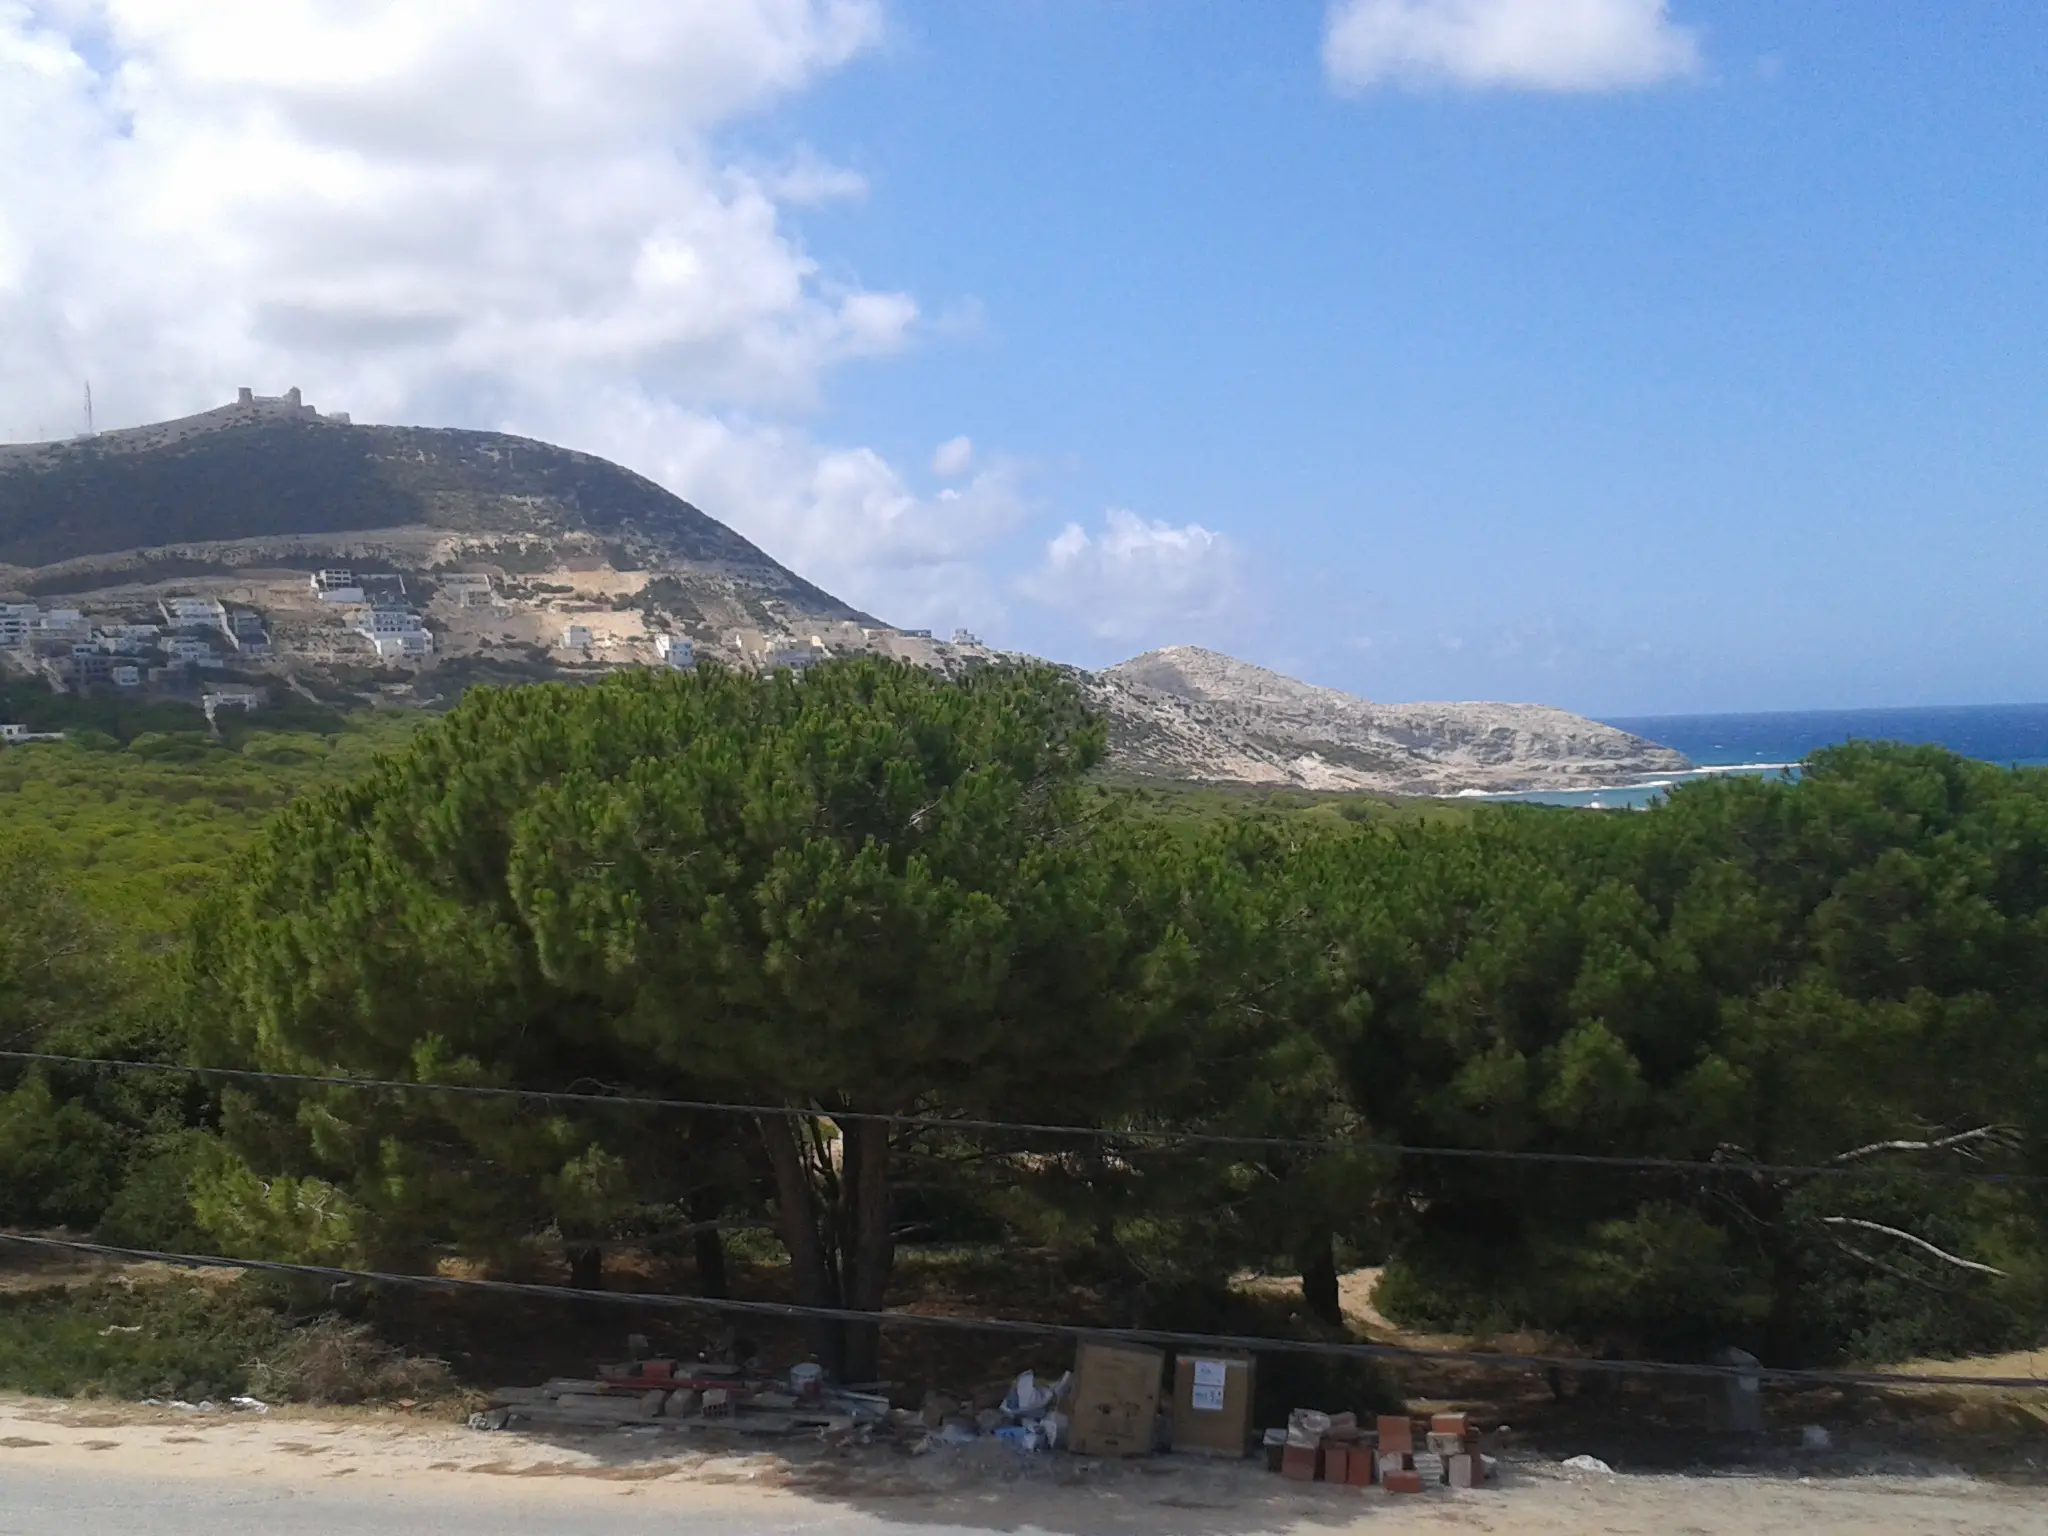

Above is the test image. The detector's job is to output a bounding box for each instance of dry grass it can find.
[245,1317,453,1406]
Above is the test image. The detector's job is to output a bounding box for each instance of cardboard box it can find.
[1068,1340,1164,1458]
[1169,1352,1256,1458]
[1377,1415,1416,1455]
[1322,1443,1352,1483]
[1280,1442,1320,1481]
[1376,1451,1412,1481]
[1446,1452,1481,1488]
[1383,1469,1425,1495]
[1430,1412,1470,1437]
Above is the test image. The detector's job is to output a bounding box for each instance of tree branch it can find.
[1830,1126,2019,1165]
[1828,1237,1947,1292]
[1819,1216,2008,1277]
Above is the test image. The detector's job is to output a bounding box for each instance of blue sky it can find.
[768,1,2048,713]
[4,2,2044,715]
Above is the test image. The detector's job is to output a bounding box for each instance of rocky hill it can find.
[1092,646,1687,795]
[2,397,1681,796]
[0,390,861,621]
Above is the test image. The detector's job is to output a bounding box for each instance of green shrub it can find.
[97,1130,221,1252]
[0,1279,290,1401]
[0,1077,126,1228]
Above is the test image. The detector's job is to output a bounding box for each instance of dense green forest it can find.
[2,661,2043,1383]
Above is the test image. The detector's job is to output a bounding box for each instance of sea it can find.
[1469,703,2048,809]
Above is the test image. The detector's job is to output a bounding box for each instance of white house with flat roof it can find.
[163,636,223,666]
[202,686,264,717]
[160,596,227,630]
[367,631,432,660]
[36,608,89,642]
[311,569,365,603]
[0,604,36,649]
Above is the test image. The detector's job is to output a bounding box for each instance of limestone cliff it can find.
[1092,646,1687,795]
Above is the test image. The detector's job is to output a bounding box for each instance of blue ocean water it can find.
[1605,703,2048,771]
[1471,703,2048,809]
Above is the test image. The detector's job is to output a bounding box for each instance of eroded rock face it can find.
[1092,646,1688,795]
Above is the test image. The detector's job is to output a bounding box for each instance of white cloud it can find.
[931,435,974,477]
[758,145,871,206]
[1020,508,1240,641]
[1323,0,1700,94]
[531,388,1027,630]
[0,3,1247,653]
[0,2,921,449]
[0,1,1070,630]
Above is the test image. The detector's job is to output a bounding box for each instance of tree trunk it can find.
[1296,1226,1343,1327]
[566,1244,604,1291]
[839,1118,894,1384]
[689,1187,729,1299]
[1754,1181,1802,1366]
[758,1113,841,1370]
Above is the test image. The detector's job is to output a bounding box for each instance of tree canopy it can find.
[5,660,2043,1377]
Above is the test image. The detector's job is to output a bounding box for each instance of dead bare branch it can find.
[1819,1216,2007,1277]
[1830,1126,2020,1165]
[1828,1237,1947,1291]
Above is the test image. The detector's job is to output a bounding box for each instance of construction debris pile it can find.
[1271,1409,1498,1494]
[470,1332,1497,1497]
[472,1353,892,1442]
[468,1335,1068,1453]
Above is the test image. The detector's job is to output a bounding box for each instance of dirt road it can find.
[0,1395,2038,1535]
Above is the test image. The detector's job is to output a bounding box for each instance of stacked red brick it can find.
[1275,1407,1491,1495]
[1376,1415,1424,1493]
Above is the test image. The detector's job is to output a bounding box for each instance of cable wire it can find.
[3,1049,2040,1185]
[2,1231,2041,1393]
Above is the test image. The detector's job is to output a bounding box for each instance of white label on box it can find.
[1192,1359,1228,1388]
[1191,1383,1225,1411]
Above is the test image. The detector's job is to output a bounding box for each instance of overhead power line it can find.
[2,1231,2041,1393]
[2,1049,2039,1185]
